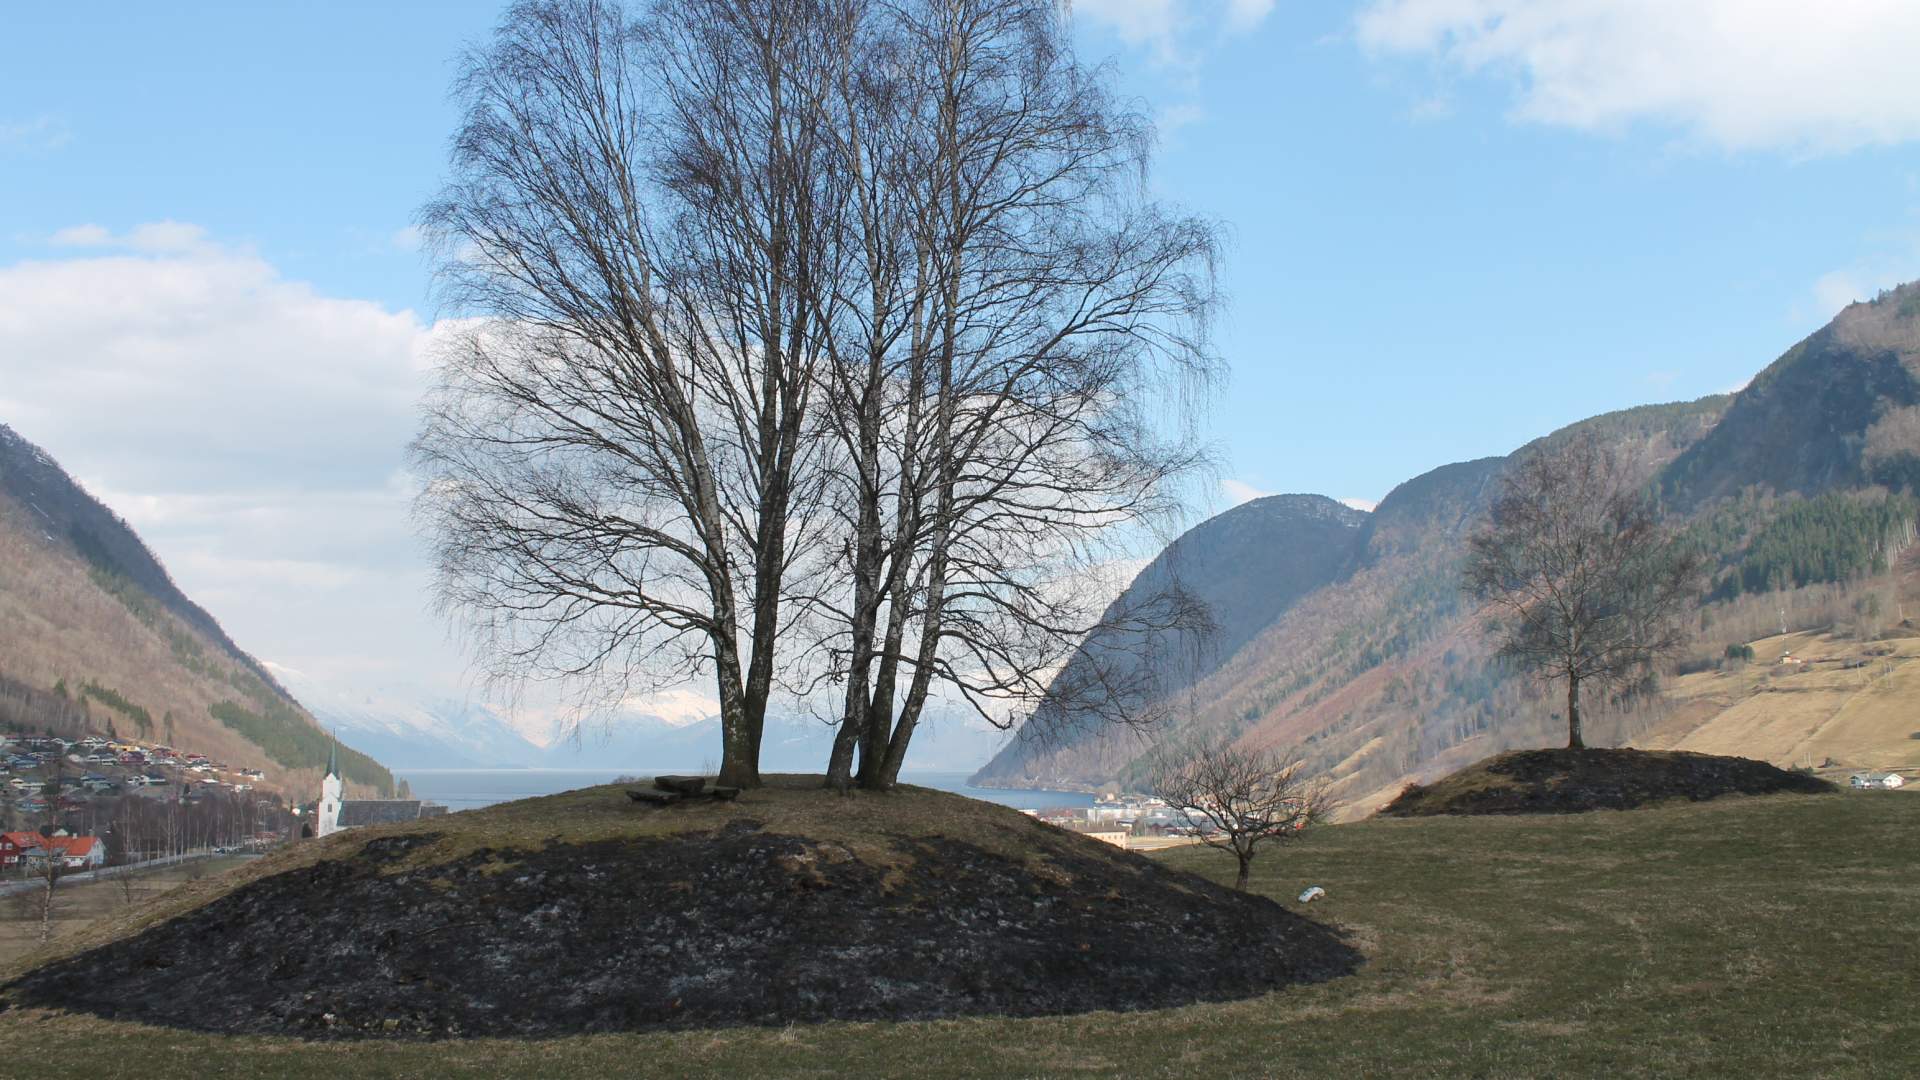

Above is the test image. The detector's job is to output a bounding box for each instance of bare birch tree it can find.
[807,0,1223,790]
[29,837,66,944]
[1464,433,1705,750]
[1150,733,1331,891]
[414,0,855,787]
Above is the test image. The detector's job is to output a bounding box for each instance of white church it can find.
[315,737,447,837]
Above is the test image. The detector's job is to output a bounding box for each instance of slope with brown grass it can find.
[0,422,391,798]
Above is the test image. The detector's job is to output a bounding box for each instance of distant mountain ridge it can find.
[975,284,1920,807]
[279,664,1012,774]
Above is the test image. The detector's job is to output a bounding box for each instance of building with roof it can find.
[0,831,39,867]
[1849,771,1907,790]
[0,831,105,869]
[314,736,446,838]
[1062,823,1131,850]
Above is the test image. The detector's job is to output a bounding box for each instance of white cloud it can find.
[47,220,211,255]
[0,229,451,688]
[1156,102,1208,137]
[125,221,211,254]
[0,229,739,736]
[1075,0,1181,51]
[1221,477,1272,505]
[1072,0,1279,65]
[1355,1,1920,153]
[1338,497,1378,512]
[0,115,71,154]
[1813,270,1870,316]
[1803,229,1920,323]
[49,224,111,247]
[1226,0,1273,31]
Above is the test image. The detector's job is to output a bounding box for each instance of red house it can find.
[0,831,37,867]
[0,831,106,869]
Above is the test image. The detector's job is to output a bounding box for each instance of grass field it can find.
[0,791,1914,1078]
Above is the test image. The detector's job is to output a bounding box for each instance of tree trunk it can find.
[713,643,761,790]
[877,540,949,790]
[39,875,54,943]
[826,435,883,791]
[1234,851,1251,892]
[1566,675,1585,750]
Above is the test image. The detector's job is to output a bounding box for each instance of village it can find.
[1021,792,1209,851]
[0,730,293,876]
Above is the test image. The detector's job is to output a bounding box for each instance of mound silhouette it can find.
[1378,748,1836,817]
[4,778,1358,1039]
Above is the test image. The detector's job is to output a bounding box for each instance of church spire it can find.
[327,730,340,780]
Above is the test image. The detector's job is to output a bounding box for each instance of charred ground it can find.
[1,778,1357,1039]
[1377,747,1836,817]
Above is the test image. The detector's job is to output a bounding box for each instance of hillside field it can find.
[0,787,1913,1077]
[1638,628,1920,774]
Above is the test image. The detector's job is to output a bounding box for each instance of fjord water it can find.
[395,768,1096,812]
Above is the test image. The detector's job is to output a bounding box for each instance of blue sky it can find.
[6,0,1920,713]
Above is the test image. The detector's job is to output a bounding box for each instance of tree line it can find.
[1708,492,1919,601]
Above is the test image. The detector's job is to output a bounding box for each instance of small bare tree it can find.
[1465,433,1705,750]
[29,841,65,944]
[117,866,142,907]
[1150,733,1331,891]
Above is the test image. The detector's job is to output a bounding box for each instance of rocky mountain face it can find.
[974,285,1920,809]
[0,423,392,797]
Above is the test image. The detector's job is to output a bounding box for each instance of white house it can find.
[1849,772,1906,790]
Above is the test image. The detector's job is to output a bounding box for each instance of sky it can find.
[6,0,1920,709]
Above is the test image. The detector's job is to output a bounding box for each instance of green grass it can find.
[1,790,1917,1078]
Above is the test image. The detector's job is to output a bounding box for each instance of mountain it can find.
[281,667,1013,775]
[1663,282,1920,507]
[0,422,393,796]
[975,284,1920,810]
[971,493,1370,786]
[263,664,547,770]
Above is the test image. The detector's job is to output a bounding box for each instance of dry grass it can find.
[0,856,249,969]
[0,784,1915,1077]
[1640,628,1920,773]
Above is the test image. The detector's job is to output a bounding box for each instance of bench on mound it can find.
[626,775,741,806]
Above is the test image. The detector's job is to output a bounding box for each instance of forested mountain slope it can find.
[1664,282,1920,507]
[0,423,392,797]
[976,285,1920,812]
